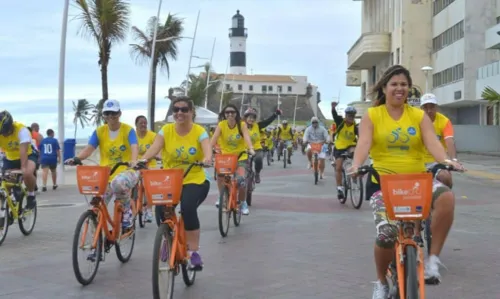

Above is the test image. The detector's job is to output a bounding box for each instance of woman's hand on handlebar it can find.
[134,159,149,170]
[248,148,255,156]
[444,159,466,172]
[202,158,212,167]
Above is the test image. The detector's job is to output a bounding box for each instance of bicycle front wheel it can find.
[283,149,287,168]
[152,223,175,299]
[218,187,230,237]
[339,169,348,204]
[405,246,420,299]
[72,210,101,286]
[18,194,37,235]
[0,197,10,246]
[350,176,364,209]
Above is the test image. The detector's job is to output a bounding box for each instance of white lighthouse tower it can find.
[229,10,247,75]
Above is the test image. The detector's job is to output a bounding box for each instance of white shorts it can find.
[306,144,327,159]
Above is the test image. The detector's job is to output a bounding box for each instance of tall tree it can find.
[130,14,184,129]
[481,86,500,123]
[72,99,95,139]
[73,0,131,123]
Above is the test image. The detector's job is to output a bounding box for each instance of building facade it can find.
[346,0,432,107]
[346,0,500,125]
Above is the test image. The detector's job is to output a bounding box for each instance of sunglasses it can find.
[173,106,190,113]
[103,111,119,117]
[312,122,318,124]
[225,110,236,115]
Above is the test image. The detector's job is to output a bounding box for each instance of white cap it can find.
[420,93,438,106]
[311,116,319,122]
[102,99,120,112]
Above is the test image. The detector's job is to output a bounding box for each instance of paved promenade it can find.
[1,153,499,298]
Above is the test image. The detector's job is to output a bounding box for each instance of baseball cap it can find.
[311,116,319,123]
[420,93,438,106]
[102,99,121,112]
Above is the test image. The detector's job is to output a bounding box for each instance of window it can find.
[249,85,253,91]
[238,84,243,91]
[432,63,464,88]
[433,0,455,16]
[277,85,283,93]
[268,85,273,92]
[287,86,292,92]
[396,48,400,64]
[225,84,230,90]
[390,52,394,66]
[432,20,464,52]
[262,85,267,93]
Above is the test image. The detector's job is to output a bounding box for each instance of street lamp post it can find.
[421,66,433,93]
[57,0,70,183]
[185,10,201,96]
[204,37,216,108]
[146,0,163,130]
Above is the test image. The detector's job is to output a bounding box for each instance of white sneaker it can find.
[424,255,443,284]
[372,281,389,299]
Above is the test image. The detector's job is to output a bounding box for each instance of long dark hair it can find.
[171,96,196,121]
[219,104,243,136]
[369,65,413,107]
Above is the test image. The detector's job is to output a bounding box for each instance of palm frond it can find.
[481,86,500,106]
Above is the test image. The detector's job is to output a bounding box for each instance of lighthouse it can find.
[229,10,247,75]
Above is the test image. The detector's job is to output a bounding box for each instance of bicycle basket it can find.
[380,173,433,220]
[215,154,238,175]
[309,143,323,153]
[141,168,183,206]
[76,166,111,196]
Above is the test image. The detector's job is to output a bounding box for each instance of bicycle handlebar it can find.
[67,158,129,176]
[350,163,462,179]
[134,160,206,179]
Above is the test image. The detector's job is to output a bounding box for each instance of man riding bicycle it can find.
[420,93,457,188]
[0,111,38,211]
[303,117,330,179]
[276,120,294,164]
[331,103,359,199]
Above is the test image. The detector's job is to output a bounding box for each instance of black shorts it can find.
[333,146,355,159]
[41,164,57,171]
[3,153,39,171]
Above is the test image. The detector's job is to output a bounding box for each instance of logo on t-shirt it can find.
[119,145,126,151]
[188,147,197,155]
[407,127,416,136]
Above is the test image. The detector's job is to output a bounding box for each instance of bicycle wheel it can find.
[0,197,10,246]
[313,155,319,185]
[405,246,420,299]
[152,223,175,299]
[246,172,255,206]
[267,151,271,166]
[424,217,432,256]
[339,169,348,204]
[218,187,231,237]
[18,194,37,235]
[233,188,242,227]
[72,210,102,286]
[349,175,364,209]
[116,212,136,263]
[283,149,287,168]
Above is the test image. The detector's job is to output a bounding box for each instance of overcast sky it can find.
[0,0,361,139]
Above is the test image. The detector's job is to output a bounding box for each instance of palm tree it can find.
[73,0,130,117]
[72,99,95,139]
[130,14,184,128]
[481,86,500,123]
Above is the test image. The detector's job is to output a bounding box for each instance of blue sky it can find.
[0,0,361,139]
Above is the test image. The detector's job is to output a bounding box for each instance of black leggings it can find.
[155,180,210,230]
[254,149,263,174]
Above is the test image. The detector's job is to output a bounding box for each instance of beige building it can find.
[346,0,433,108]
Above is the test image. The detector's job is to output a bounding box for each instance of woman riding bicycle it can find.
[140,96,211,271]
[134,115,156,222]
[210,104,254,215]
[66,99,139,229]
[242,107,281,183]
[349,65,463,299]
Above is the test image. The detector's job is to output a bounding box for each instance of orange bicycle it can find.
[354,165,435,299]
[309,142,323,185]
[132,171,150,228]
[70,160,137,286]
[215,151,248,237]
[138,161,205,299]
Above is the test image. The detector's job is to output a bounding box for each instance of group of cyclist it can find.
[0,64,464,297]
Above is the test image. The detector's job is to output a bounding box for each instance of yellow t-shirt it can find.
[95,123,135,181]
[248,124,262,150]
[218,120,248,161]
[279,125,293,140]
[0,122,33,160]
[368,104,426,176]
[422,112,454,164]
[160,123,207,185]
[138,130,157,168]
[335,123,357,149]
